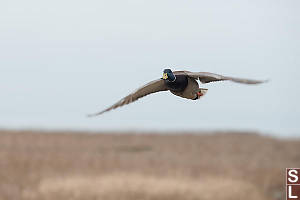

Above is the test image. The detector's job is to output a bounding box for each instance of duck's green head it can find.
[162,69,176,82]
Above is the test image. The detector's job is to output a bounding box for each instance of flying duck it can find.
[88,69,266,116]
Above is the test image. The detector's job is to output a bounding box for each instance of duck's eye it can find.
[163,73,168,80]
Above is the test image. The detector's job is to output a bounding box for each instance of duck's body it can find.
[88,69,267,116]
[165,75,205,100]
[171,77,206,100]
[164,74,188,92]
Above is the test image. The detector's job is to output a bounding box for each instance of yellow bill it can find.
[163,73,168,80]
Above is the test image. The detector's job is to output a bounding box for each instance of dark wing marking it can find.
[88,79,168,117]
[174,71,267,84]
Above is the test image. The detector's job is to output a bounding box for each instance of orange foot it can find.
[197,91,204,97]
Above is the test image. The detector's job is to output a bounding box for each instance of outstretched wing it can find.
[174,71,267,84]
[88,79,168,117]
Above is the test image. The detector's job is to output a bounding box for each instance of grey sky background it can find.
[1,0,299,136]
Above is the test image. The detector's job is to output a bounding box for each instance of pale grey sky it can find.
[1,0,299,136]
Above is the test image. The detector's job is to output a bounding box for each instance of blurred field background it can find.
[0,130,299,200]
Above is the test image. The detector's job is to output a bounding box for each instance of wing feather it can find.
[174,71,267,84]
[88,79,167,116]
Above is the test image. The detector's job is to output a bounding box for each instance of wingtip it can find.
[257,79,269,84]
[86,113,100,118]
[251,79,269,84]
[86,111,106,117]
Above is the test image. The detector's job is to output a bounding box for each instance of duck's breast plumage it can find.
[164,75,188,92]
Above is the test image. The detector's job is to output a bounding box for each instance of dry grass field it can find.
[0,130,299,200]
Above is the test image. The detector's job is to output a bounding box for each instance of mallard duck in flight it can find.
[88,69,266,116]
